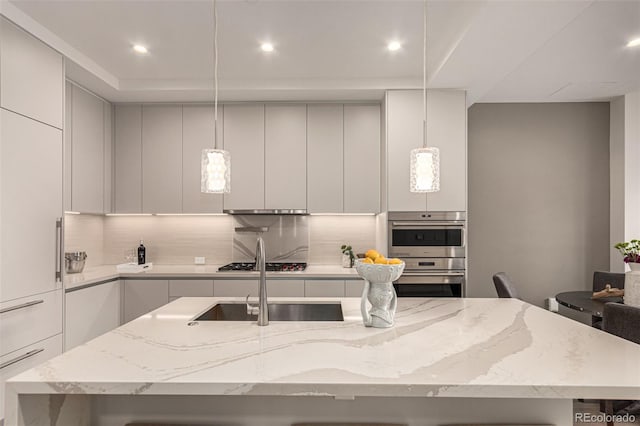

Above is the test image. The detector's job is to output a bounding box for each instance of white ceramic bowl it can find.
[354,259,405,284]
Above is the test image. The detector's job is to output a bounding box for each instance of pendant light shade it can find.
[410,146,439,193]
[201,148,230,193]
[201,0,230,194]
[410,0,440,194]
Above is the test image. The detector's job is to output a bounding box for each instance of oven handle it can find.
[401,272,465,277]
[391,222,465,227]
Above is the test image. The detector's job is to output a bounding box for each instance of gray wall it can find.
[468,103,610,306]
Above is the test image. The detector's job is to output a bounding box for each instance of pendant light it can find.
[201,0,231,194]
[410,0,440,193]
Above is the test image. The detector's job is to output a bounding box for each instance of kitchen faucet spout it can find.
[255,236,268,326]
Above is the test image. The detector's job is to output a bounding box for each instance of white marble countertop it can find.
[65,264,362,290]
[8,297,640,400]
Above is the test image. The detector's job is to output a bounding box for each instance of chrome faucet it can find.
[255,236,268,326]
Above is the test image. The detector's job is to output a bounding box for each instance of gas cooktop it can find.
[218,262,307,272]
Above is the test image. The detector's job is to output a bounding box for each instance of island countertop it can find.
[8,297,640,400]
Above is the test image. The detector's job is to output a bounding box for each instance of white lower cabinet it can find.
[213,280,258,297]
[0,290,63,357]
[304,280,345,297]
[345,280,366,297]
[267,280,305,297]
[123,280,169,323]
[169,280,214,298]
[65,281,121,350]
[0,333,62,421]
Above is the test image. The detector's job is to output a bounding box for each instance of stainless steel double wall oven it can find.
[388,212,466,297]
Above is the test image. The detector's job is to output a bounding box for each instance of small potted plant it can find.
[340,244,355,268]
[614,239,640,271]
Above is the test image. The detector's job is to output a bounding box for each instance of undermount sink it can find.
[194,302,344,322]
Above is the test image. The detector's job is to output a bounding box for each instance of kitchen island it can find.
[5,297,640,426]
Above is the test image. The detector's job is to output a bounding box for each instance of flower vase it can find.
[625,263,640,307]
[341,253,353,268]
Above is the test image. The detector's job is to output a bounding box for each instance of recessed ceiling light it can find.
[261,43,274,53]
[387,41,402,52]
[627,38,640,48]
[133,44,148,54]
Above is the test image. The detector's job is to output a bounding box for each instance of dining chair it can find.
[601,303,640,425]
[492,272,518,298]
[591,271,625,329]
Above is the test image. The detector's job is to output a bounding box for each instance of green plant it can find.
[340,244,355,267]
[614,240,640,263]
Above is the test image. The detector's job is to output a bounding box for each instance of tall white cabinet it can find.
[385,90,466,212]
[0,17,64,421]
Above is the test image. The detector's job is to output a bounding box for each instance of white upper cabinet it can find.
[425,90,467,211]
[307,104,344,213]
[114,105,142,213]
[385,90,467,212]
[0,18,63,129]
[142,105,183,213]
[71,84,105,214]
[344,104,380,213]
[1,110,63,302]
[182,105,223,213]
[223,104,265,210]
[265,105,307,210]
[386,90,427,212]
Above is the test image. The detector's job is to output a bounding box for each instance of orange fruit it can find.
[388,258,403,265]
[361,258,374,264]
[365,249,381,260]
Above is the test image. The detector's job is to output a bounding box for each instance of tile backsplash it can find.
[65,213,376,266]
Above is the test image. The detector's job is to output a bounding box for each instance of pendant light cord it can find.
[423,0,427,148]
[213,0,219,149]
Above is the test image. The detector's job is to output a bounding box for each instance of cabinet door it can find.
[104,102,113,213]
[426,90,467,211]
[213,280,258,297]
[304,280,345,297]
[123,280,169,323]
[223,105,265,210]
[386,90,427,211]
[169,280,214,297]
[182,105,223,213]
[65,281,120,350]
[0,334,62,421]
[1,110,63,302]
[344,104,380,213]
[267,280,305,297]
[265,105,307,210]
[114,105,142,213]
[0,18,63,129]
[64,82,73,212]
[71,84,104,214]
[345,280,366,297]
[142,105,183,213]
[307,104,343,213]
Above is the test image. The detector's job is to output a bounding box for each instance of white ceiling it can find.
[3,0,640,104]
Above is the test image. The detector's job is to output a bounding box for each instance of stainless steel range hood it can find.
[223,209,308,215]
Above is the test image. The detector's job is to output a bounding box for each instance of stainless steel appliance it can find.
[388,212,466,297]
[218,262,307,272]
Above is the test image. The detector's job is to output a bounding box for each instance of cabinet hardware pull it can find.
[0,299,44,315]
[0,348,44,370]
[55,218,63,282]
[391,222,465,227]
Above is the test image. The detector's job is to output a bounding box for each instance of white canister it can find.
[624,270,640,308]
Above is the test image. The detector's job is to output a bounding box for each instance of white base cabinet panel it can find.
[304,280,345,297]
[169,280,214,298]
[267,280,305,297]
[65,281,121,350]
[0,290,63,357]
[123,280,169,323]
[213,280,258,298]
[345,280,366,297]
[0,333,62,421]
